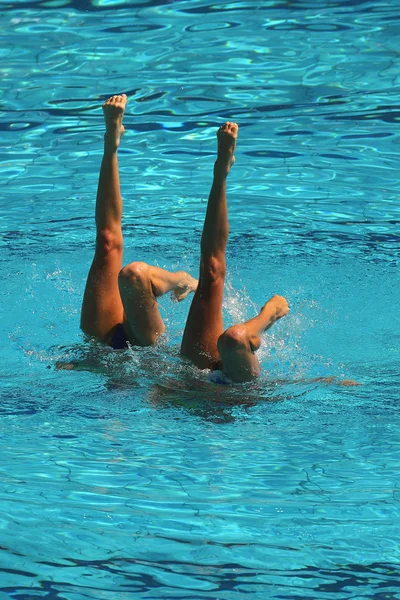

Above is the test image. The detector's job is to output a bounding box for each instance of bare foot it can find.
[215,121,238,176]
[172,272,198,302]
[267,294,290,318]
[102,94,128,152]
[262,294,290,331]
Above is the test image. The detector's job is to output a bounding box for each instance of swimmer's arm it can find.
[54,347,111,373]
[282,376,361,387]
[310,376,361,387]
[54,358,104,373]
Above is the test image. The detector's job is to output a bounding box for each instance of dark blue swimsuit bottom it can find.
[110,323,129,350]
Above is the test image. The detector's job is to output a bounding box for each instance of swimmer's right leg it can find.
[80,94,127,343]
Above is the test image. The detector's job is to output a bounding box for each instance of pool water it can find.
[1,0,400,597]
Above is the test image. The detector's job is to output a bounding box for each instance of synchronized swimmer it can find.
[81,93,291,384]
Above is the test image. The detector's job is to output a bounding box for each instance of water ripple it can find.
[1,1,400,598]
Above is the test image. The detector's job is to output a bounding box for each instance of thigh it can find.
[118,262,165,346]
[80,244,124,342]
[181,270,225,370]
[217,325,261,383]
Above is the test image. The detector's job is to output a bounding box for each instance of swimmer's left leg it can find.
[217,294,289,383]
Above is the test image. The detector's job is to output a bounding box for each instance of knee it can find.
[218,325,248,354]
[118,261,149,290]
[96,229,123,255]
[202,255,226,283]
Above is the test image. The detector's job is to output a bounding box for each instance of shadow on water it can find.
[51,339,356,423]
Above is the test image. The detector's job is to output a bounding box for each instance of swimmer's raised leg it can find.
[81,94,197,347]
[181,122,289,382]
[181,122,237,368]
[218,295,290,383]
[81,94,127,343]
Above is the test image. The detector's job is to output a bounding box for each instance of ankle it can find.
[214,159,230,178]
[104,134,119,154]
[174,270,186,284]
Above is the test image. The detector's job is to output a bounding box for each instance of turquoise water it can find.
[1,0,400,597]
